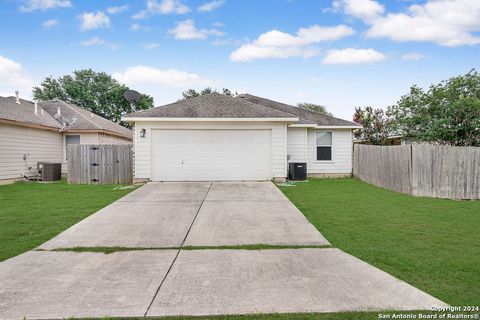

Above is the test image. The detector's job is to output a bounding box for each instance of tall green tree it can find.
[390,70,480,146]
[296,102,332,116]
[33,69,154,127]
[182,87,236,99]
[353,106,393,145]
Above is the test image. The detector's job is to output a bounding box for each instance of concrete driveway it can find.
[40,181,329,249]
[0,182,447,319]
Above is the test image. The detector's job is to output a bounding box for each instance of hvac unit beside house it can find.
[288,163,307,181]
[37,162,62,182]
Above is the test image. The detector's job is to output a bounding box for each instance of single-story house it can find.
[122,93,360,182]
[0,93,132,184]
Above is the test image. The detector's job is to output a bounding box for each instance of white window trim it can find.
[64,134,81,161]
[314,130,334,162]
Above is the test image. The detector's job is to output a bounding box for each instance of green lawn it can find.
[278,178,480,306]
[0,181,136,262]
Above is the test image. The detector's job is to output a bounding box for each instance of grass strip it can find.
[36,244,333,254]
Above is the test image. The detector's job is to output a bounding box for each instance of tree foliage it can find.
[32,69,154,128]
[182,87,236,99]
[296,102,332,116]
[353,106,393,145]
[390,70,480,146]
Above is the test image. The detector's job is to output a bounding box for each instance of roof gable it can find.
[0,96,62,129]
[124,93,298,119]
[238,94,359,127]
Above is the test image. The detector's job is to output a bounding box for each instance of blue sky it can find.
[1,0,479,120]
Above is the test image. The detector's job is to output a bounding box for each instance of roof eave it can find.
[288,123,317,128]
[0,118,61,131]
[313,125,362,129]
[121,117,299,122]
[63,128,132,140]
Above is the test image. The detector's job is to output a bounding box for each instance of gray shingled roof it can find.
[0,96,132,138]
[125,92,358,127]
[40,100,132,138]
[238,94,360,127]
[0,96,62,129]
[125,93,299,119]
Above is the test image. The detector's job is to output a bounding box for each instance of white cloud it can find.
[230,24,355,62]
[130,23,151,32]
[78,11,111,31]
[133,0,190,19]
[0,56,34,95]
[334,0,480,46]
[366,0,480,46]
[168,19,224,40]
[106,4,129,14]
[113,66,211,87]
[132,10,148,19]
[130,23,141,31]
[331,0,384,22]
[80,37,105,46]
[19,0,71,12]
[322,48,386,64]
[141,42,160,49]
[80,37,119,50]
[401,52,427,61]
[42,18,58,28]
[198,0,225,12]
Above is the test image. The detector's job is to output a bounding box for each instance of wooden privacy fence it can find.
[353,144,480,200]
[67,144,133,184]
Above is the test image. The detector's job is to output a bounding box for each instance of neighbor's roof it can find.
[40,99,132,138]
[0,95,132,138]
[124,93,299,120]
[0,96,62,129]
[238,94,360,127]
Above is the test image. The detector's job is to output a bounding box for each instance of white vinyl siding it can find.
[133,121,287,180]
[287,127,307,163]
[79,133,99,144]
[98,133,132,144]
[0,123,63,181]
[307,128,352,174]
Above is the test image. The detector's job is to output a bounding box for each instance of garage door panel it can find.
[151,129,272,181]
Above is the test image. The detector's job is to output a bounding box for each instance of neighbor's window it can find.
[315,131,332,161]
[65,135,80,160]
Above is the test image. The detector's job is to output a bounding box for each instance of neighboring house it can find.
[0,93,132,184]
[353,135,415,145]
[122,93,360,182]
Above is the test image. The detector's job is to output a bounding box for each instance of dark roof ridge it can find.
[125,93,299,119]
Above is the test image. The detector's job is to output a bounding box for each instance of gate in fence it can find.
[67,144,133,184]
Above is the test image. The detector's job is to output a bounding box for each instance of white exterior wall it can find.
[133,121,288,180]
[287,127,307,163]
[306,128,353,174]
[0,123,63,181]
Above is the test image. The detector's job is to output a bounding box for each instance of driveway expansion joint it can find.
[143,182,213,317]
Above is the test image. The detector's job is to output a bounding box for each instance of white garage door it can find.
[151,129,272,181]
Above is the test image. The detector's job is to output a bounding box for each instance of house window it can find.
[315,131,332,161]
[65,135,80,160]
